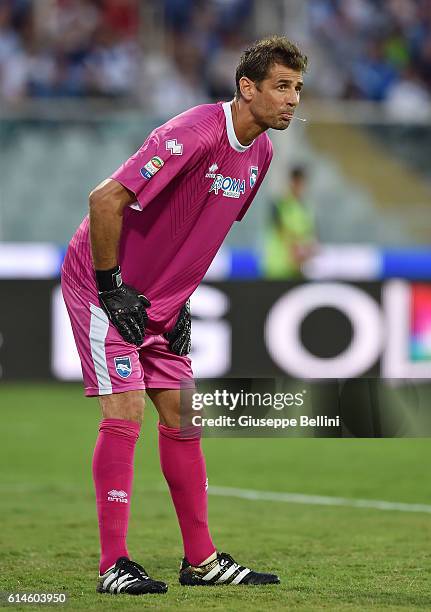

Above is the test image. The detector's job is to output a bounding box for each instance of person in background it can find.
[264,166,317,278]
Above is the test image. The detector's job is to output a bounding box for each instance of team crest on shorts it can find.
[114,356,132,378]
[250,166,258,188]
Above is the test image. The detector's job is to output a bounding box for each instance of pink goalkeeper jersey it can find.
[63,101,273,335]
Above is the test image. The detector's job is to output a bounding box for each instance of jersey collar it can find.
[222,101,254,153]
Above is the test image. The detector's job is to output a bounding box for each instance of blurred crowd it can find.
[0,0,141,101]
[1,0,430,114]
[309,0,431,117]
[0,0,251,111]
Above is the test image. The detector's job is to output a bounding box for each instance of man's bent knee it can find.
[147,388,195,429]
[98,390,145,423]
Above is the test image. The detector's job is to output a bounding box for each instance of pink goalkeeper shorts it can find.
[61,274,194,396]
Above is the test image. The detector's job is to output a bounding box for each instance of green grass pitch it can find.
[1,383,430,611]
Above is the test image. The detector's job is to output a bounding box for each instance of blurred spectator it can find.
[0,0,30,101]
[43,0,100,59]
[210,0,251,26]
[352,40,398,101]
[140,34,208,114]
[180,3,219,61]
[206,31,245,99]
[101,0,139,39]
[384,26,410,70]
[163,0,194,34]
[384,65,431,120]
[418,34,431,87]
[85,24,140,98]
[264,167,318,279]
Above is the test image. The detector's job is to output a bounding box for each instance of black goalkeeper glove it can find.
[164,299,191,356]
[96,266,151,347]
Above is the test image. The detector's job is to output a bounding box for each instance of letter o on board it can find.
[264,283,383,378]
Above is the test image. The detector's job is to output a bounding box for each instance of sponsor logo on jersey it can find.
[206,163,219,180]
[250,166,258,188]
[114,356,132,378]
[140,156,164,180]
[108,489,128,503]
[166,139,183,155]
[208,174,246,199]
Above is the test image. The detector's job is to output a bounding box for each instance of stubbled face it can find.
[242,63,303,130]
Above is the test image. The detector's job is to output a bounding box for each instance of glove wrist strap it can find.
[95,265,122,292]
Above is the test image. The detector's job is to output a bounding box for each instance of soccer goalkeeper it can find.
[62,35,307,595]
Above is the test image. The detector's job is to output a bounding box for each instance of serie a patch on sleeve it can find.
[140,156,165,180]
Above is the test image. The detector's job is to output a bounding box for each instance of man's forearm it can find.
[89,181,126,271]
[90,205,123,270]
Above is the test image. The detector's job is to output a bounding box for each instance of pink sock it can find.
[158,423,216,566]
[92,418,140,574]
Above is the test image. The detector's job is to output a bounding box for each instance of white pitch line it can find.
[208,486,431,515]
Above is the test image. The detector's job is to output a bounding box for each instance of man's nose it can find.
[286,90,299,106]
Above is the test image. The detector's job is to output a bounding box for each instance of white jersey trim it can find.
[222,101,254,153]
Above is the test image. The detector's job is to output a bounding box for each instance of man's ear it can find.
[239,76,255,102]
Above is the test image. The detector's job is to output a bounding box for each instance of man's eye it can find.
[278,85,286,91]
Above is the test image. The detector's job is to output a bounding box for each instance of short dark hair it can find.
[235,35,308,99]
